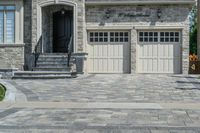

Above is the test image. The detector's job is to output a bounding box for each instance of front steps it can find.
[13,53,77,79]
[12,71,77,79]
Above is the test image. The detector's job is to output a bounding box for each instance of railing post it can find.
[41,36,44,53]
[67,36,73,67]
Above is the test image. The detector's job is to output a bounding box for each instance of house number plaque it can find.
[189,61,200,74]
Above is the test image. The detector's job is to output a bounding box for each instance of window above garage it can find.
[139,31,181,43]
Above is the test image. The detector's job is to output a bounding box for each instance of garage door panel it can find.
[102,59,108,72]
[108,59,114,72]
[159,59,164,72]
[103,44,108,57]
[168,59,174,72]
[138,31,181,74]
[88,31,130,73]
[153,59,158,72]
[148,59,153,72]
[152,44,158,57]
[148,44,153,57]
[169,45,174,57]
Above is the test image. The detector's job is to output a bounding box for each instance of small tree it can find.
[197,0,200,57]
[190,5,197,54]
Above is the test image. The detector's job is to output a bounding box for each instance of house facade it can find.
[0,0,195,75]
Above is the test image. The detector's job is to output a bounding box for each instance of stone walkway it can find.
[0,74,200,132]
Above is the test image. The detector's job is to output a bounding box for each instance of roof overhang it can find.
[85,0,196,6]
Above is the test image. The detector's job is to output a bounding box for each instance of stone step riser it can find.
[33,68,71,71]
[14,73,72,76]
[37,60,75,63]
[12,75,76,79]
[37,59,69,62]
[37,60,74,63]
[39,55,75,58]
[39,56,75,59]
[39,53,76,56]
[37,64,73,68]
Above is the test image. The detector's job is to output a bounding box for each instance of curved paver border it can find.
[0,80,27,102]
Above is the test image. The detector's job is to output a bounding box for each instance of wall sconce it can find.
[61,8,65,15]
[99,21,105,26]
[157,9,162,19]
[105,10,111,19]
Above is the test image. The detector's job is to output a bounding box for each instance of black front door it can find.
[53,10,73,53]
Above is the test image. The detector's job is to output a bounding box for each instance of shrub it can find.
[189,54,198,61]
[0,84,6,101]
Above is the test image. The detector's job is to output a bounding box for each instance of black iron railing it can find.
[66,36,73,67]
[34,36,42,67]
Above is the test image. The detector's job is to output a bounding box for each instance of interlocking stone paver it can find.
[0,108,199,132]
[6,74,200,103]
[1,74,200,132]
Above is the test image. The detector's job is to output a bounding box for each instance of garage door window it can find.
[139,31,180,43]
[89,32,108,43]
[89,32,129,43]
[139,32,158,43]
[110,32,129,42]
[160,32,180,43]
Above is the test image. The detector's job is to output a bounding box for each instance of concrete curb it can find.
[0,102,199,110]
[0,80,27,102]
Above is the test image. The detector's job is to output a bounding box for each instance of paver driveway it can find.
[7,74,200,103]
[0,74,200,133]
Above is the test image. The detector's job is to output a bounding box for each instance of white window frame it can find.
[0,6,15,44]
[89,31,109,43]
[88,31,129,44]
[0,0,24,45]
[139,31,159,43]
[138,31,181,44]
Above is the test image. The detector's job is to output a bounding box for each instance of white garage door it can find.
[88,31,130,73]
[138,31,181,74]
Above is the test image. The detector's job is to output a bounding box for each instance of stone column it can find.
[182,29,190,74]
[31,0,38,53]
[131,28,137,73]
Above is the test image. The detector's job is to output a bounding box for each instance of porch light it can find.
[157,9,162,19]
[61,8,65,15]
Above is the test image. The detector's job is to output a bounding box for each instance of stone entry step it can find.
[12,71,77,79]
[33,67,71,71]
[34,53,76,72]
[12,53,77,79]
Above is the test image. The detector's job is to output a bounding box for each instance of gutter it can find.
[85,0,196,5]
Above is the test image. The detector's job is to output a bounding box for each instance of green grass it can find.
[0,84,6,101]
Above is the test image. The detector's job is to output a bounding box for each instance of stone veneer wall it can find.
[0,46,24,70]
[86,5,191,74]
[0,0,25,70]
